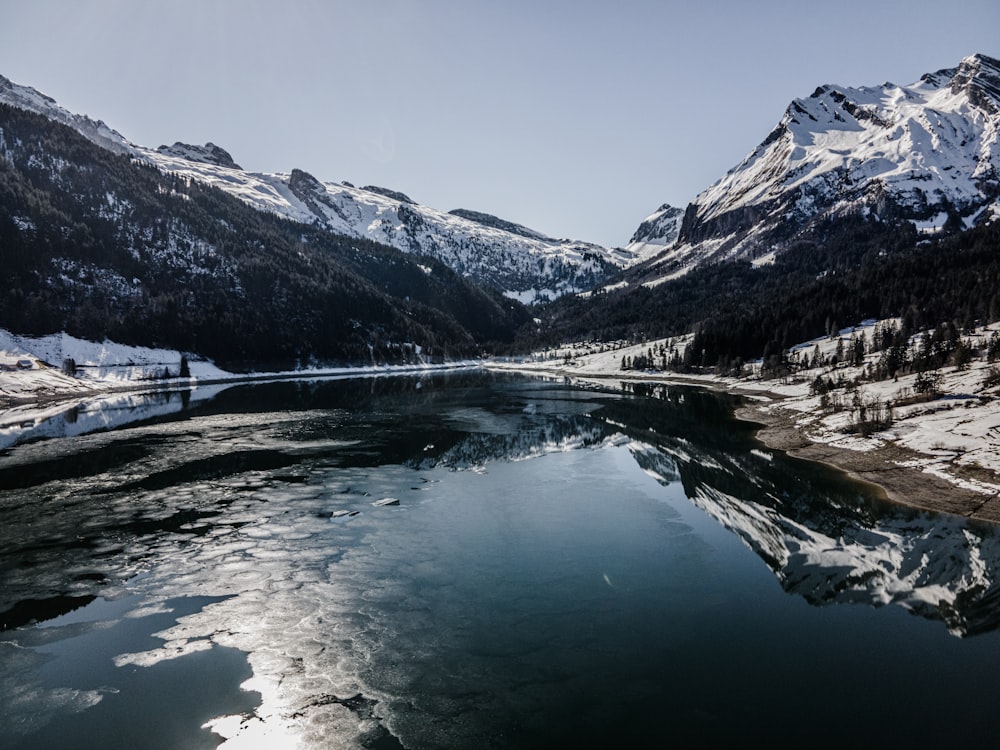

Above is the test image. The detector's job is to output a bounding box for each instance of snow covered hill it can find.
[638,53,1000,280]
[0,74,621,302]
[623,203,684,261]
[0,74,130,156]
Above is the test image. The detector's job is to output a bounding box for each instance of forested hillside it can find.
[529,216,1000,371]
[0,104,529,369]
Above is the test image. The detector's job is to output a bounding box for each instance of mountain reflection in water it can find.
[616,381,1000,638]
[1,371,999,748]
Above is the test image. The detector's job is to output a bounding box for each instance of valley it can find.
[4,42,1000,748]
[1,52,1000,521]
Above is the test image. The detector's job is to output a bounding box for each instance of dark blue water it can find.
[2,372,1000,748]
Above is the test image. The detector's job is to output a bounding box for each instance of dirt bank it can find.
[737,403,1000,524]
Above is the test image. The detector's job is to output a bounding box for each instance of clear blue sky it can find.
[2,0,998,247]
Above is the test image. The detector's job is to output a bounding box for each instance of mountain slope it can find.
[0,102,529,368]
[623,203,684,261]
[0,74,130,156]
[276,166,620,303]
[638,53,1000,280]
[0,73,623,302]
[533,54,1000,362]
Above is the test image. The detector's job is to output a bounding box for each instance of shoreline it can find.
[734,401,1000,524]
[4,347,1000,525]
[0,361,482,410]
[0,362,484,444]
[487,358,1000,525]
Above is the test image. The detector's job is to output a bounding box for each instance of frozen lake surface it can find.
[3,372,1000,747]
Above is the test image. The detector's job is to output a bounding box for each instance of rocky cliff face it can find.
[155,142,242,170]
[623,203,684,262]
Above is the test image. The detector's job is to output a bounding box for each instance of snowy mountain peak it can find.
[0,71,624,301]
[287,167,343,222]
[155,142,242,170]
[0,74,129,155]
[948,53,1000,110]
[448,209,554,242]
[638,53,1000,280]
[361,185,417,204]
[623,204,684,263]
[628,203,684,246]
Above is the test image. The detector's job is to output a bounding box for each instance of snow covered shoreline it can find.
[487,320,1000,524]
[0,330,483,446]
[5,325,1000,523]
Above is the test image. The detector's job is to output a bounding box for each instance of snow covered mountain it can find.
[0,95,534,366]
[275,166,622,303]
[0,75,130,156]
[623,203,684,260]
[0,73,622,303]
[639,53,1000,280]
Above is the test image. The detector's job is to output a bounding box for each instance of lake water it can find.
[3,371,1000,748]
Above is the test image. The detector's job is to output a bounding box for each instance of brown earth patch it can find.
[737,404,1000,524]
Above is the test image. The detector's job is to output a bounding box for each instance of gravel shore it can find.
[737,402,1000,524]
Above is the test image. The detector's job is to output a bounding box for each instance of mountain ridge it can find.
[635,53,1000,281]
[0,72,625,302]
[0,101,530,367]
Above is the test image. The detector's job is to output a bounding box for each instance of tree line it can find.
[527,214,1000,372]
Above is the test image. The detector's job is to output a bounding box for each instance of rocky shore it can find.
[736,401,1000,524]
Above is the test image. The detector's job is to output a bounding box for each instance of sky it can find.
[1,0,998,248]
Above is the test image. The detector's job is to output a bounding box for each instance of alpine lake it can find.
[3,370,1000,748]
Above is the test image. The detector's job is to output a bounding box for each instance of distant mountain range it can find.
[1,54,998,368]
[0,73,637,304]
